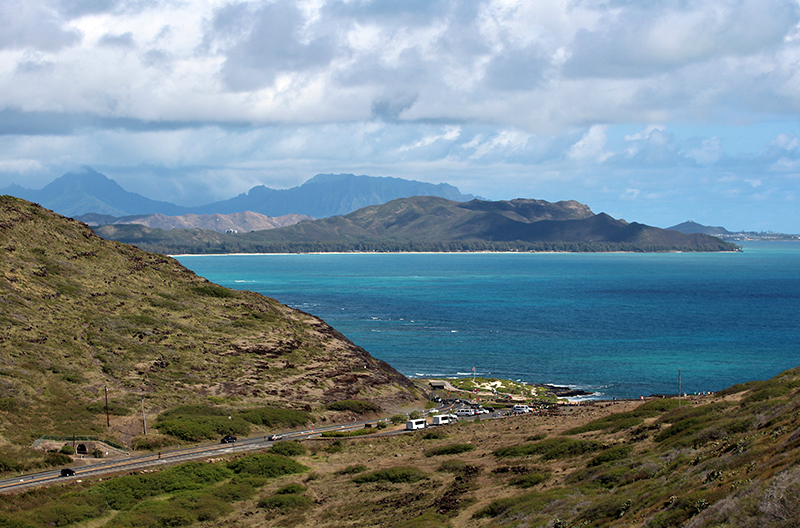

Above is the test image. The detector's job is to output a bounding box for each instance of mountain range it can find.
[75,211,312,233]
[95,196,739,254]
[1,167,476,219]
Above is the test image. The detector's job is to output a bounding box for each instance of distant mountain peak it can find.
[668,220,730,235]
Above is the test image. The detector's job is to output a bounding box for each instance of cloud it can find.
[0,0,800,231]
[568,125,612,162]
[563,0,800,78]
[0,1,82,51]
[98,32,136,49]
[206,1,338,91]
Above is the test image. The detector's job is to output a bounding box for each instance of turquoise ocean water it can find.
[175,242,800,400]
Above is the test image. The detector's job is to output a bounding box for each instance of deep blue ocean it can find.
[175,242,800,400]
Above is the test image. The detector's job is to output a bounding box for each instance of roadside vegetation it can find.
[4,367,800,527]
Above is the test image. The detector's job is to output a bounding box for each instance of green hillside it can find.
[95,196,739,254]
[0,196,420,453]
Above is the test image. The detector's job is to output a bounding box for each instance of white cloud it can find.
[687,137,723,164]
[0,0,799,230]
[568,125,612,162]
[398,125,461,152]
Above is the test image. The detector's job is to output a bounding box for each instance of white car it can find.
[455,408,476,416]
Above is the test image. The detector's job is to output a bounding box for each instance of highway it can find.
[0,420,386,493]
[0,403,469,494]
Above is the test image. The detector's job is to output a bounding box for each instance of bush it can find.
[155,416,250,442]
[424,444,476,457]
[227,454,308,478]
[276,483,306,495]
[325,400,381,414]
[390,414,407,424]
[437,459,467,473]
[258,494,311,511]
[239,407,311,427]
[494,438,604,460]
[588,445,633,467]
[337,464,368,475]
[510,472,548,488]
[270,441,307,457]
[352,467,427,484]
[473,497,517,518]
[191,285,237,298]
[209,478,259,502]
[60,445,74,455]
[88,461,233,510]
[86,402,132,416]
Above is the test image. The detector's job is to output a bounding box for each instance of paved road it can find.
[0,420,389,493]
[0,403,471,494]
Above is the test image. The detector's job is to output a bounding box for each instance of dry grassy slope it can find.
[207,369,800,528]
[0,196,421,444]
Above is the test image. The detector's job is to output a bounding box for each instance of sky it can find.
[1,0,800,232]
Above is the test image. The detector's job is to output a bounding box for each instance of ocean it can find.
[174,241,800,400]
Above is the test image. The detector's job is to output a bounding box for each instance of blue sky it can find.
[1,0,800,232]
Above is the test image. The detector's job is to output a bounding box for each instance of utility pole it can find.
[105,386,110,428]
[141,395,147,435]
[678,369,682,407]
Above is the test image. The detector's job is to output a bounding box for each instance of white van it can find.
[512,404,532,413]
[431,414,457,425]
[405,418,428,430]
[455,408,476,416]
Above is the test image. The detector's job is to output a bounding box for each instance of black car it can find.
[221,435,237,444]
[268,434,283,441]
[60,468,76,477]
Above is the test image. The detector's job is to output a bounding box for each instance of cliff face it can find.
[0,196,419,443]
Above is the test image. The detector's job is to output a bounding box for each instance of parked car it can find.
[268,434,283,441]
[221,435,237,444]
[455,408,476,416]
[60,468,76,477]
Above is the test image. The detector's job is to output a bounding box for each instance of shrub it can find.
[227,454,308,478]
[510,472,548,488]
[437,460,467,473]
[0,398,19,413]
[258,494,311,511]
[209,478,259,502]
[325,400,381,414]
[424,444,476,457]
[494,438,604,460]
[352,467,426,484]
[276,483,306,495]
[337,465,368,475]
[60,445,74,455]
[86,402,132,416]
[422,430,446,440]
[390,414,407,424]
[473,497,517,518]
[239,407,311,427]
[88,462,233,510]
[155,416,250,442]
[270,441,307,457]
[191,285,237,298]
[588,445,633,467]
